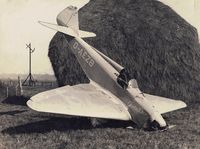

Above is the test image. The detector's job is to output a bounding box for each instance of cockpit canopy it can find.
[116,69,139,89]
[117,69,129,89]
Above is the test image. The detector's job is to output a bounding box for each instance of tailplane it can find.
[39,21,96,38]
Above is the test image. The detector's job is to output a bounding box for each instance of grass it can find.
[0,88,199,149]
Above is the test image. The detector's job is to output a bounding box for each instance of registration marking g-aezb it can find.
[73,41,95,67]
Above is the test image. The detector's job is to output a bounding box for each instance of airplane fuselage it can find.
[64,35,166,127]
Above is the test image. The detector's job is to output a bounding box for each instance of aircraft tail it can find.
[46,1,96,38]
[56,6,79,32]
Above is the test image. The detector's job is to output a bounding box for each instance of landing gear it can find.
[90,118,106,127]
[91,118,100,127]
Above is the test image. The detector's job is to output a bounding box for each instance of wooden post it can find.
[16,76,23,96]
[51,82,53,87]
[6,87,9,98]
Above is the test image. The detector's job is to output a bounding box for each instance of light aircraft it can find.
[27,1,187,130]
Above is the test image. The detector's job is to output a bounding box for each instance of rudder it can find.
[57,6,79,33]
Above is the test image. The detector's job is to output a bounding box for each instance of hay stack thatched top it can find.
[48,0,200,102]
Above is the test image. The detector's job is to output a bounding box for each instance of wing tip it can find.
[38,21,54,28]
[178,100,187,108]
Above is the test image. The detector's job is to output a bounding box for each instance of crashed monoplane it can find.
[27,1,187,130]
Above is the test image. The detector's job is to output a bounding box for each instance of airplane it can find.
[27,1,187,131]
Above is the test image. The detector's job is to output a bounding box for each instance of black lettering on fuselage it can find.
[85,54,91,63]
[89,59,95,67]
[72,41,95,67]
[78,47,83,55]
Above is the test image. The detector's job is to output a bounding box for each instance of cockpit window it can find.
[117,69,129,89]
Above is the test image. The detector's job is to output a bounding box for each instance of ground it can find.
[0,86,199,149]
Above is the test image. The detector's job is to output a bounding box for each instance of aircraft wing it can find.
[144,93,187,114]
[27,84,131,120]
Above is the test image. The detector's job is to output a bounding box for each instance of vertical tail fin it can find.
[56,1,96,38]
[56,6,79,33]
[40,1,96,38]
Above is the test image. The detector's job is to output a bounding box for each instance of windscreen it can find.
[117,69,130,89]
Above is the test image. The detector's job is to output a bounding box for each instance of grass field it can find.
[0,86,199,149]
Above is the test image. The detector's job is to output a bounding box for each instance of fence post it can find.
[16,76,23,96]
[6,87,9,98]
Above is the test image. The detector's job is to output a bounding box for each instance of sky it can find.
[0,0,199,75]
[159,0,200,35]
[0,0,88,75]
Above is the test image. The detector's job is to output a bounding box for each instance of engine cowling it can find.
[145,119,167,131]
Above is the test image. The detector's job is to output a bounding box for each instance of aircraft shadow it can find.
[2,117,136,135]
[0,110,27,116]
[2,96,29,106]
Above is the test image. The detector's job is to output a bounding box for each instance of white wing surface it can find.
[144,93,187,114]
[27,84,131,120]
